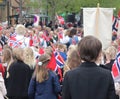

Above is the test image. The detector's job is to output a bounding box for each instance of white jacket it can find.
[0,73,7,99]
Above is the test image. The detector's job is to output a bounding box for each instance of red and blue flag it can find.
[112,16,119,34]
[112,52,120,78]
[54,51,64,68]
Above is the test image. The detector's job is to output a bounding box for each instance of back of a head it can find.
[35,54,51,83]
[38,54,51,65]
[15,24,26,35]
[67,49,81,69]
[13,48,23,61]
[69,28,77,37]
[44,47,53,56]
[23,47,35,69]
[57,43,67,52]
[105,45,117,60]
[2,48,13,63]
[77,36,102,62]
[24,47,34,58]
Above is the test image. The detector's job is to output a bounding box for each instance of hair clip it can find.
[38,62,43,66]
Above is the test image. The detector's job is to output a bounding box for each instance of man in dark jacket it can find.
[62,36,116,99]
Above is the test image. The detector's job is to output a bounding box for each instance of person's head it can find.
[37,25,42,31]
[34,54,51,83]
[15,24,26,35]
[57,43,67,52]
[77,36,102,62]
[66,48,81,69]
[69,28,77,37]
[64,29,70,36]
[12,48,24,61]
[2,48,13,63]
[9,26,14,33]
[105,45,117,61]
[67,44,76,56]
[38,31,43,37]
[23,47,36,69]
[44,46,53,56]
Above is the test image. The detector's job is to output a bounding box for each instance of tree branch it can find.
[14,0,20,5]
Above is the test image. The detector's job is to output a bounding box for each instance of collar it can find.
[81,62,98,68]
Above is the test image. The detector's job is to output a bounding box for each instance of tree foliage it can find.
[41,0,119,15]
[25,0,120,16]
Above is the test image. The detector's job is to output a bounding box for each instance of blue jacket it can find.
[28,70,61,99]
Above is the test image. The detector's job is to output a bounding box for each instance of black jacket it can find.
[62,62,116,99]
[5,60,31,99]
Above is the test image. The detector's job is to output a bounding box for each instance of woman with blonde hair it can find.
[8,24,30,48]
[2,46,14,79]
[23,47,36,69]
[104,45,117,71]
[6,48,31,99]
[23,47,36,78]
[28,53,61,99]
[63,45,81,76]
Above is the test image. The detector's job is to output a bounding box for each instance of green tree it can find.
[25,0,42,14]
[25,0,120,23]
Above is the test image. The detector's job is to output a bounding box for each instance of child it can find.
[28,54,61,99]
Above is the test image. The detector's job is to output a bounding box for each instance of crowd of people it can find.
[0,21,119,99]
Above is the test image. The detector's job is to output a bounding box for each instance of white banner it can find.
[83,8,113,49]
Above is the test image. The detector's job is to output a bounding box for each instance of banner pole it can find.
[95,3,100,38]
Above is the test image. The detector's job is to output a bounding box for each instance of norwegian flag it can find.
[54,51,64,82]
[54,51,64,68]
[32,35,39,46]
[58,31,63,39]
[9,37,22,48]
[112,16,119,34]
[47,52,63,82]
[112,52,120,78]
[10,32,16,38]
[118,10,120,20]
[56,14,65,25]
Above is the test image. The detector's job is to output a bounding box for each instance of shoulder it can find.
[98,65,111,74]
[64,66,80,78]
[11,61,30,70]
[65,64,112,78]
[49,70,57,78]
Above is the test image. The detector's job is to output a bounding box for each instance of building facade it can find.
[0,0,27,25]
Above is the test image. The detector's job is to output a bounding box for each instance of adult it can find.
[104,45,117,71]
[8,24,30,48]
[23,47,36,77]
[6,48,31,99]
[62,36,116,99]
[63,45,81,76]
